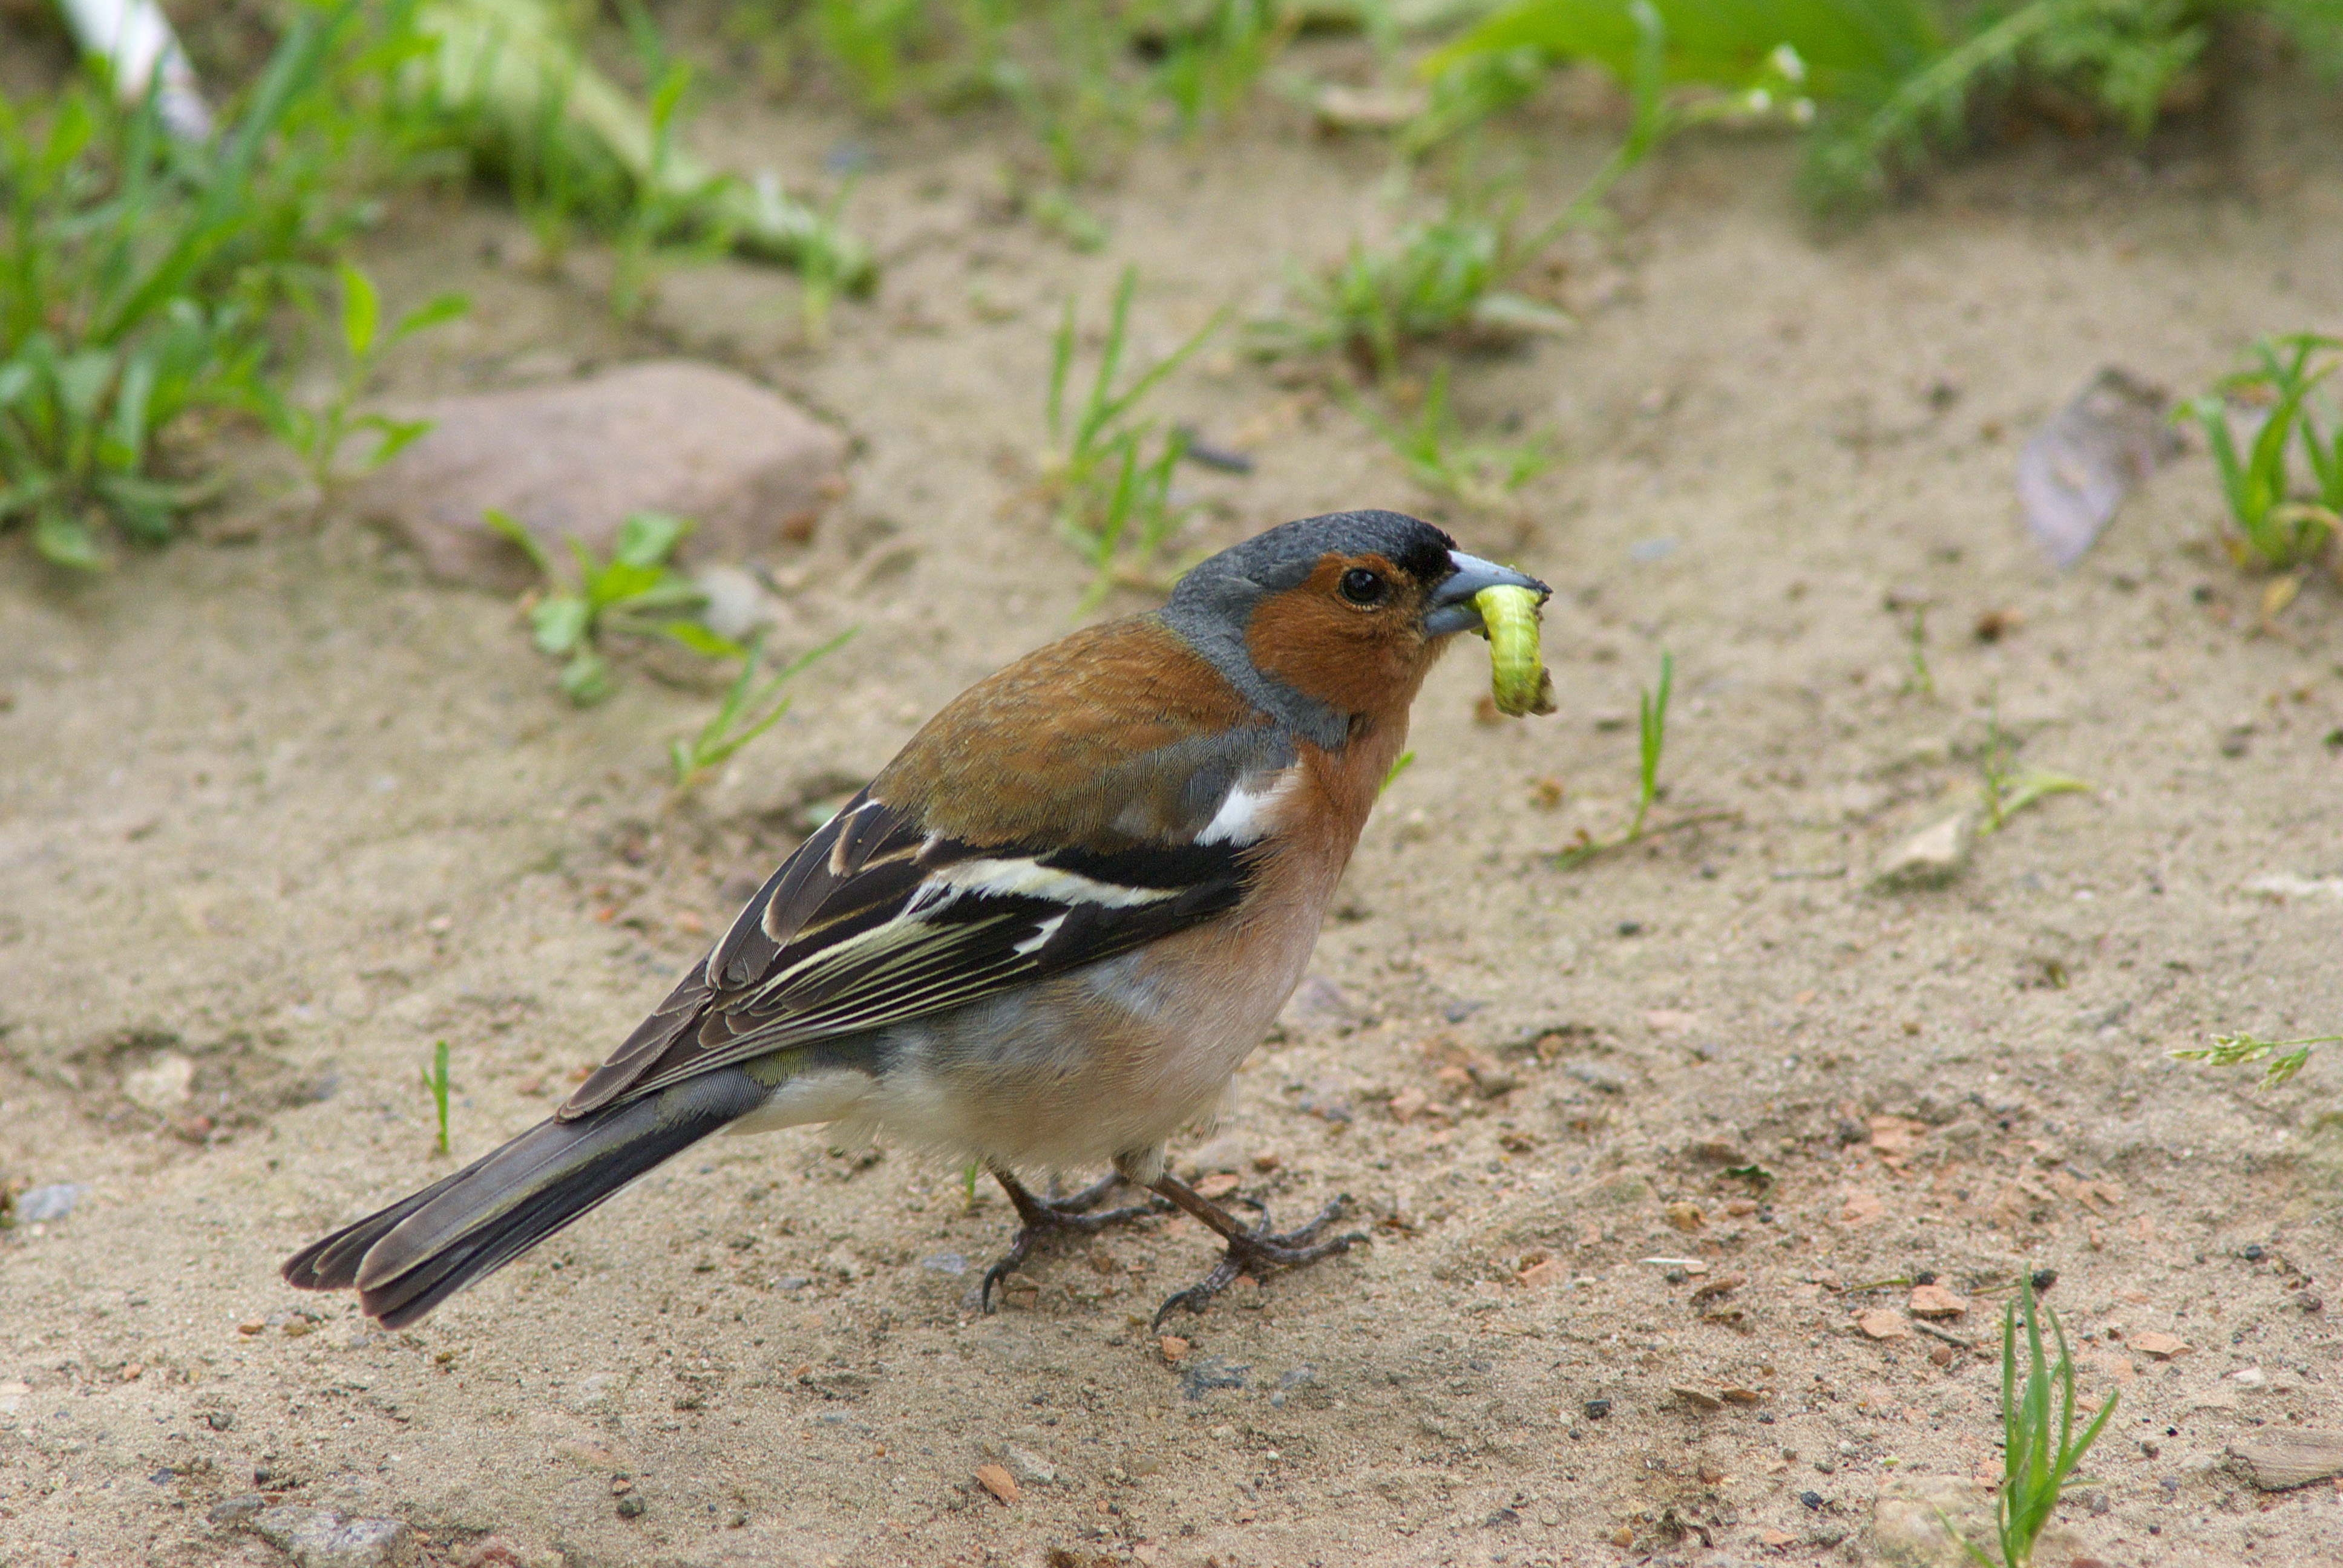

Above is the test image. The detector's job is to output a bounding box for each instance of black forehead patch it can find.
[1175,509,1457,601]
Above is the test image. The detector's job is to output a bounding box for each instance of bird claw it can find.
[978,1171,1167,1313]
[1149,1194,1365,1330]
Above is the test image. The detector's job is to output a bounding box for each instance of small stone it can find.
[1928,1344,1955,1368]
[1856,1308,1912,1341]
[1908,1284,1967,1319]
[353,360,847,591]
[1663,1201,1705,1232]
[208,1494,267,1524]
[1720,1387,1763,1406]
[1610,1525,1635,1547]
[17,1184,88,1224]
[1872,814,1975,890]
[615,1494,646,1519]
[2231,1366,2266,1387]
[1582,1397,1612,1420]
[1872,1475,1993,1567]
[974,1463,1018,1504]
[237,1319,265,1336]
[1194,1172,1242,1201]
[1159,1336,1190,1362]
[1000,1443,1057,1485]
[2132,1331,2191,1359]
[251,1506,411,1568]
[1672,1385,1723,1411]
[123,1051,196,1113]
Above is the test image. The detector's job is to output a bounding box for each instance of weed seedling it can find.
[1977,702,2088,832]
[1901,606,1935,696]
[257,262,468,496]
[1625,649,1673,841]
[1043,266,1222,609]
[1380,750,1417,795]
[669,629,856,794]
[487,509,730,704]
[1250,198,1569,382]
[2173,1031,2336,1088]
[1340,366,1554,511]
[1943,1272,2114,1568]
[2174,332,2342,576]
[420,1039,451,1155]
[1558,650,1691,867]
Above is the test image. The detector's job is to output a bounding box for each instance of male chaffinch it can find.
[284,509,1549,1330]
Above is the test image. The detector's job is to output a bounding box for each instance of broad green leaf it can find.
[387,292,471,348]
[529,594,589,656]
[560,647,610,704]
[338,261,380,362]
[1427,0,1942,100]
[614,510,690,569]
[34,507,107,569]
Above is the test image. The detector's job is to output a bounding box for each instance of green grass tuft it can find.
[1042,266,1223,611]
[1944,1271,2115,1568]
[669,629,856,794]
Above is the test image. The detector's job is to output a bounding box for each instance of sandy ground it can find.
[4,34,2343,1568]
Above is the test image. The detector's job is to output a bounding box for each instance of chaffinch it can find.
[284,509,1549,1329]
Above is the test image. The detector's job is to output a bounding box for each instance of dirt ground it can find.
[5,35,2343,1568]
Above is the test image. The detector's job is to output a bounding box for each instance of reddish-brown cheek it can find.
[1244,586,1427,716]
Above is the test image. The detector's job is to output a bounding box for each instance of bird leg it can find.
[1147,1173,1365,1329]
[978,1166,1166,1312]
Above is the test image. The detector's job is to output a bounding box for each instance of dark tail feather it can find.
[281,1069,764,1329]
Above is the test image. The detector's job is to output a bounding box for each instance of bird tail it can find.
[281,1068,767,1329]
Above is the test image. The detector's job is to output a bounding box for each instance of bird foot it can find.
[1148,1187,1365,1330]
[979,1170,1165,1313]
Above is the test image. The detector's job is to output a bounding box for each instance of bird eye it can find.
[1339,567,1387,605]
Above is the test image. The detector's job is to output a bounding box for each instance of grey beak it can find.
[1423,552,1550,638]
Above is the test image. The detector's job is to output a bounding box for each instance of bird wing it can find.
[560,705,1296,1120]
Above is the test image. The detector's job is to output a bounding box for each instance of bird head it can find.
[1162,509,1549,745]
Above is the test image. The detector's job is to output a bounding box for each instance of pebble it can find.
[1158,1336,1190,1363]
[1582,1397,1612,1420]
[919,1253,968,1276]
[1663,1201,1705,1231]
[2132,1331,2190,1358]
[17,1184,88,1224]
[122,1051,195,1113]
[1871,814,1974,890]
[974,1463,1018,1504]
[249,1506,410,1568]
[1671,1385,1723,1411]
[1870,1475,1994,1568]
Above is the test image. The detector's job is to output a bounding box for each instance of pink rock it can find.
[355,361,847,590]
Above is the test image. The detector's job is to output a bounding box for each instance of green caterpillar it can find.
[1475,585,1556,717]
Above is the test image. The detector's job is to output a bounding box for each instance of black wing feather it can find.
[561,788,1261,1120]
